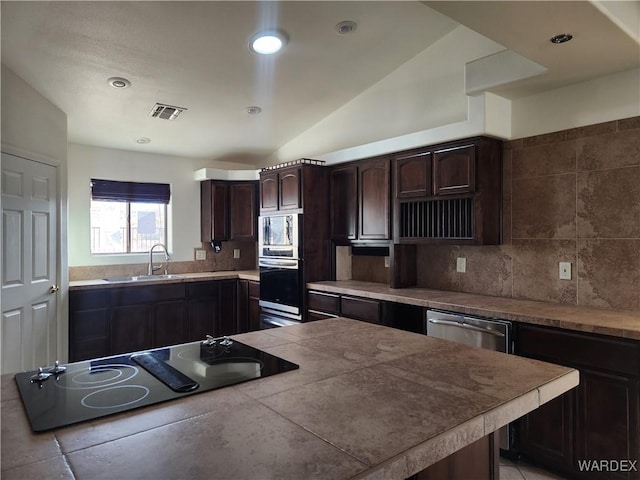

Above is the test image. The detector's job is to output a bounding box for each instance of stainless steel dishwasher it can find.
[426,309,513,452]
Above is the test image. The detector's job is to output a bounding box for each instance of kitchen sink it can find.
[103,274,184,283]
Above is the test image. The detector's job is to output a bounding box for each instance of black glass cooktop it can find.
[14,337,298,432]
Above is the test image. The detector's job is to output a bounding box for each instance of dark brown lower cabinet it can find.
[111,304,152,355]
[237,280,261,333]
[516,323,640,480]
[187,281,220,342]
[69,289,109,362]
[153,300,188,348]
[70,278,258,361]
[413,433,498,480]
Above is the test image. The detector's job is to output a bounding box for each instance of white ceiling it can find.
[2,1,639,164]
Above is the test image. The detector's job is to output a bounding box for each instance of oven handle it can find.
[427,318,505,337]
[259,258,299,269]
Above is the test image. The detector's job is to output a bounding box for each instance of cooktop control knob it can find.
[48,360,66,375]
[30,367,53,387]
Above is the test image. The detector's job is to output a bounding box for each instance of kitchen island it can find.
[1,318,578,479]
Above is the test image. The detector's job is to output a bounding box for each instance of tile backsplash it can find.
[69,240,257,281]
[417,116,640,312]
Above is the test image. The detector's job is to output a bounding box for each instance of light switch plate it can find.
[559,262,572,280]
[195,249,206,261]
[384,256,390,268]
[456,257,467,273]
[233,249,240,259]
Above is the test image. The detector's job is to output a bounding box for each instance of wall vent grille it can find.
[399,197,474,239]
[148,103,187,121]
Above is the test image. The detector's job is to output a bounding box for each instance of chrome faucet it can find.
[148,243,170,275]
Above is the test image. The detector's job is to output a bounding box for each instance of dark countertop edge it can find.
[307,281,640,341]
[69,270,259,290]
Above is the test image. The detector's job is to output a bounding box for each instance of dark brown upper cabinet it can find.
[393,136,502,245]
[201,180,229,241]
[359,158,390,241]
[330,158,390,243]
[229,182,258,240]
[259,171,279,212]
[201,180,257,242]
[330,165,358,241]
[395,150,432,199]
[259,166,302,212]
[278,167,302,210]
[433,143,475,195]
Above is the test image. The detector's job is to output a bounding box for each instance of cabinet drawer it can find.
[517,324,640,377]
[70,289,109,310]
[308,291,340,315]
[341,295,381,324]
[187,281,219,299]
[248,281,260,298]
[112,283,186,306]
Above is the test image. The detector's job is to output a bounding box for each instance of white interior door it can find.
[1,152,58,374]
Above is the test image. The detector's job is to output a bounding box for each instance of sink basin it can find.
[103,274,184,283]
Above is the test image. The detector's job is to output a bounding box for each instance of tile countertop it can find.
[1,319,578,480]
[69,269,260,290]
[307,280,640,341]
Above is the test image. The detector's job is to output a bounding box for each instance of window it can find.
[90,179,170,254]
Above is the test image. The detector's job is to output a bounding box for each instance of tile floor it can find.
[500,456,569,480]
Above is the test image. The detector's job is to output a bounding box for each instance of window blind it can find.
[90,179,171,204]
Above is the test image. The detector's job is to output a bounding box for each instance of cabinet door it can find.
[69,289,109,361]
[330,165,358,241]
[395,151,432,198]
[260,172,279,212]
[433,144,475,195]
[518,390,575,472]
[359,159,390,240]
[230,182,257,240]
[200,180,229,241]
[279,168,302,210]
[218,280,237,336]
[152,299,188,348]
[576,370,640,480]
[111,305,152,355]
[237,279,249,334]
[248,281,260,332]
[187,281,220,341]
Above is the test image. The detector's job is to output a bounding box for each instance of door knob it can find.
[49,285,60,294]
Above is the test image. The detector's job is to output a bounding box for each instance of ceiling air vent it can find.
[148,103,187,121]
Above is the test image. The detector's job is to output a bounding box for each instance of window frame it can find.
[89,178,171,255]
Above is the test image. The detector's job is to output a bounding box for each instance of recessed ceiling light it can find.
[136,137,151,144]
[249,31,288,55]
[246,106,262,115]
[335,21,357,35]
[550,33,573,44]
[108,77,131,88]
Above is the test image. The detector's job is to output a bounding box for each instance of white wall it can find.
[270,26,504,164]
[1,64,69,363]
[67,143,254,266]
[511,68,640,138]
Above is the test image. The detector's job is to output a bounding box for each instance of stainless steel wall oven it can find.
[258,214,303,328]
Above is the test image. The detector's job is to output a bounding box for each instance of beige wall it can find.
[416,116,640,312]
[1,64,69,359]
[67,143,257,273]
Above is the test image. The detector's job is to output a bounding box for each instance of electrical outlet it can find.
[233,249,240,259]
[195,249,206,261]
[384,256,390,268]
[559,262,572,280]
[456,257,467,273]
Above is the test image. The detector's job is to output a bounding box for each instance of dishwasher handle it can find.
[427,318,505,337]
